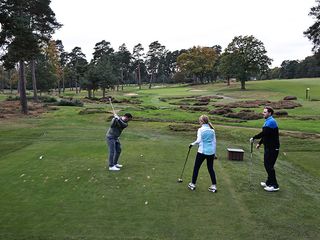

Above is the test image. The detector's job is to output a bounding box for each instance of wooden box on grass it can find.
[227,148,244,161]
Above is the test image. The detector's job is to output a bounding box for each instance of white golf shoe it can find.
[208,185,217,193]
[260,182,267,187]
[115,164,123,168]
[109,166,120,171]
[188,183,196,191]
[264,186,279,192]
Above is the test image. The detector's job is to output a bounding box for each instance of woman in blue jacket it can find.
[188,115,217,192]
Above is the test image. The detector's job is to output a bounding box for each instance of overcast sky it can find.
[51,0,316,67]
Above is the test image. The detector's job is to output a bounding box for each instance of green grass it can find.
[0,78,320,239]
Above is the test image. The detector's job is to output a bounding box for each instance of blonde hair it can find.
[199,115,214,129]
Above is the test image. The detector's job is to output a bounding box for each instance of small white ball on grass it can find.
[39,155,43,160]
[145,201,148,205]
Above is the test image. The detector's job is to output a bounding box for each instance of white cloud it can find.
[51,0,315,67]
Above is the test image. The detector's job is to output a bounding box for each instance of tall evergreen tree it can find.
[132,43,144,89]
[92,40,114,64]
[146,41,166,88]
[115,43,131,90]
[304,0,320,55]
[0,0,61,113]
[67,47,88,93]
[53,40,67,93]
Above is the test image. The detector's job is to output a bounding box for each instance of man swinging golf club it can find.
[188,115,217,192]
[250,106,280,192]
[106,99,133,171]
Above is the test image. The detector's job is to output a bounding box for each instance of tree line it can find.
[1,0,320,114]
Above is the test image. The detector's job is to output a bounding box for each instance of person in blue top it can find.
[250,106,280,192]
[188,115,217,192]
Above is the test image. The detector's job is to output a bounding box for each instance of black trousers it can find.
[264,148,279,188]
[192,152,216,185]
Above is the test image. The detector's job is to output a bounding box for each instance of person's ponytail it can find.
[200,115,214,129]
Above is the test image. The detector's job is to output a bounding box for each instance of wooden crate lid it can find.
[227,148,244,153]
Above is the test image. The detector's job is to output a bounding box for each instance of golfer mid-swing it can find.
[106,113,132,171]
[188,115,217,192]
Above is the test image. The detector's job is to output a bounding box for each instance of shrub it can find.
[275,111,288,117]
[39,96,57,103]
[209,107,233,115]
[180,106,209,112]
[193,102,209,106]
[224,110,262,120]
[58,99,84,107]
[6,96,19,101]
[283,96,297,100]
[79,108,106,115]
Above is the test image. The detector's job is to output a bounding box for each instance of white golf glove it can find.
[114,114,120,119]
[249,137,254,143]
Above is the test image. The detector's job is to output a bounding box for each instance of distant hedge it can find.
[57,99,83,107]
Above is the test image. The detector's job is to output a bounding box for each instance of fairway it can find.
[0,79,320,240]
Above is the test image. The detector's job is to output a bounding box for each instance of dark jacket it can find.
[253,116,280,149]
[106,117,128,139]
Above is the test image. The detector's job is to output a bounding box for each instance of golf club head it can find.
[177,178,183,183]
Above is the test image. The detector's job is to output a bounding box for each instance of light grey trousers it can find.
[107,137,122,167]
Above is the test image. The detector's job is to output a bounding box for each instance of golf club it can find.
[108,97,116,116]
[249,139,254,188]
[177,147,191,183]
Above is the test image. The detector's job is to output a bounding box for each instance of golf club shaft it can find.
[249,141,254,188]
[109,98,116,116]
[179,147,191,179]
